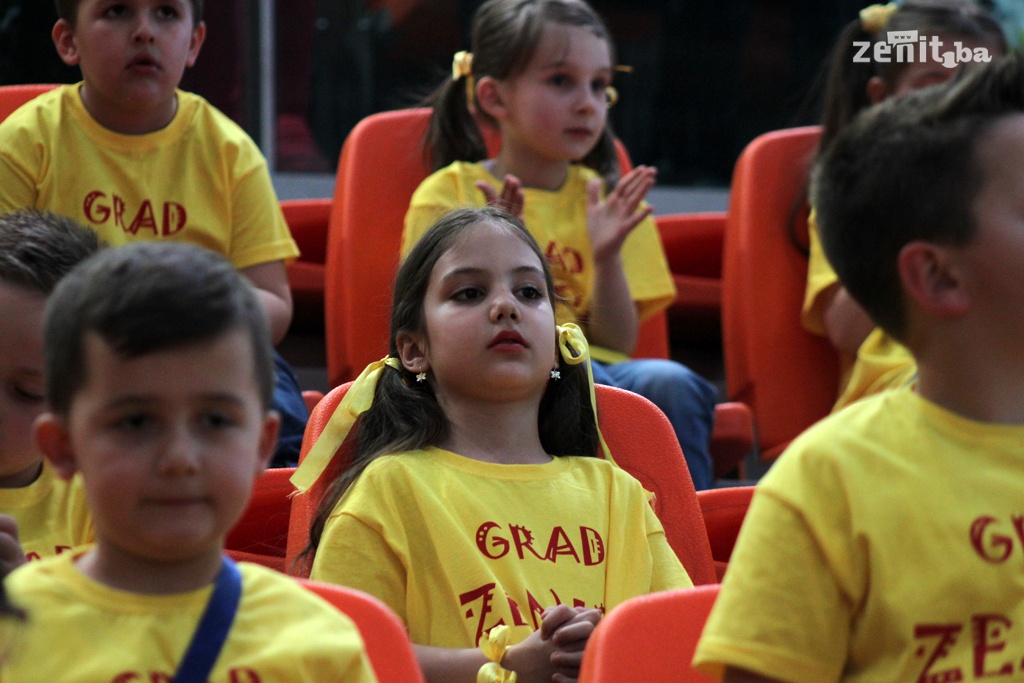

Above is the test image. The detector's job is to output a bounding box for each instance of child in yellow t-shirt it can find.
[0,0,308,466]
[695,53,1024,683]
[0,210,98,566]
[800,0,1006,412]
[294,206,692,683]
[1,242,376,682]
[402,0,718,490]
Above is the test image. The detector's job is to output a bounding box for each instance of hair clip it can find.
[605,86,619,108]
[859,3,898,34]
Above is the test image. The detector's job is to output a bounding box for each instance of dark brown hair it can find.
[44,241,274,413]
[0,209,100,295]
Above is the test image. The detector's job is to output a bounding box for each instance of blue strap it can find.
[173,557,243,683]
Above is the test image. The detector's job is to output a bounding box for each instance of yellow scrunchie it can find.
[859,3,898,34]
[477,625,517,683]
[556,323,614,464]
[290,357,402,493]
[452,50,476,109]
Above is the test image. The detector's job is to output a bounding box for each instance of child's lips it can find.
[489,330,528,349]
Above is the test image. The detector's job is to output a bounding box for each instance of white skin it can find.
[51,1,293,342]
[0,283,49,574]
[474,23,654,356]
[35,330,279,594]
[820,34,1002,358]
[395,221,603,682]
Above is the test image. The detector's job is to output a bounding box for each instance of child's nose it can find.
[490,292,520,322]
[158,427,201,475]
[132,14,157,43]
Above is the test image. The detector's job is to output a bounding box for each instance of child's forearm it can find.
[413,644,492,683]
[239,261,294,344]
[585,253,639,355]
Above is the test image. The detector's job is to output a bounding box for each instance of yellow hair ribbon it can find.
[477,625,517,683]
[859,3,898,34]
[452,50,476,109]
[290,357,403,493]
[556,323,614,464]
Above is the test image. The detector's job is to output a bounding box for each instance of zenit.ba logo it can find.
[853,30,993,68]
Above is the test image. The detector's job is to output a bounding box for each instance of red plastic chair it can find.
[579,584,720,683]
[0,84,58,121]
[224,467,295,572]
[722,126,838,461]
[287,382,717,586]
[281,198,332,333]
[696,486,754,581]
[298,578,425,683]
[659,212,725,343]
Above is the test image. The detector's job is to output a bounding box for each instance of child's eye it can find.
[548,74,571,88]
[116,413,153,431]
[199,412,236,430]
[518,285,544,301]
[156,5,181,19]
[103,4,128,18]
[591,78,611,94]
[10,385,43,404]
[452,287,484,302]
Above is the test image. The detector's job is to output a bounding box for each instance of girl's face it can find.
[493,24,613,167]
[399,221,557,407]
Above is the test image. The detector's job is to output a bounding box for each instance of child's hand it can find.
[476,174,525,220]
[585,166,656,262]
[503,605,602,683]
[0,516,26,577]
[545,606,603,683]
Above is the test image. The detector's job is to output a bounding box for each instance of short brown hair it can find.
[44,241,274,414]
[0,209,100,294]
[55,0,204,28]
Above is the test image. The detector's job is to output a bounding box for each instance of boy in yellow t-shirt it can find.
[0,0,308,466]
[1,242,376,682]
[694,54,1024,682]
[0,210,98,567]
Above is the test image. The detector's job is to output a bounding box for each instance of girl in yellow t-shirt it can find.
[293,206,691,683]
[402,0,718,490]
[801,0,1006,412]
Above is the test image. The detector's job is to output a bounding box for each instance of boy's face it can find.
[36,329,278,564]
[52,0,205,133]
[0,283,47,488]
[957,114,1024,348]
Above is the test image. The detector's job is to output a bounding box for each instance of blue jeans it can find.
[591,358,717,490]
[270,349,310,468]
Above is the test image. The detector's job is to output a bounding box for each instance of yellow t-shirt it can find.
[0,464,92,562]
[311,447,691,649]
[693,388,1024,683]
[1,553,377,682]
[801,210,916,412]
[0,84,298,270]
[403,161,676,363]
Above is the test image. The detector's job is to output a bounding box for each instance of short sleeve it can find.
[692,489,851,683]
[228,160,299,269]
[619,212,676,322]
[645,504,693,592]
[311,511,409,626]
[801,209,840,336]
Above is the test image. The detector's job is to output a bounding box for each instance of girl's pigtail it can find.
[425,62,490,171]
[819,19,880,152]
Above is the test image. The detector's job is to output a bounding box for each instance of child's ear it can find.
[255,410,281,474]
[475,77,507,121]
[866,76,890,105]
[396,330,429,376]
[898,241,971,316]
[33,413,77,480]
[52,19,80,67]
[186,21,207,69]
